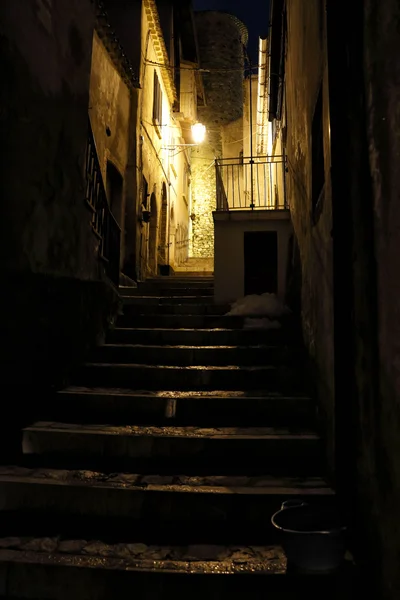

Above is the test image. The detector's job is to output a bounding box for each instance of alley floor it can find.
[0,276,356,598]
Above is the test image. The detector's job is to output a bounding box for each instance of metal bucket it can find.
[271,501,347,573]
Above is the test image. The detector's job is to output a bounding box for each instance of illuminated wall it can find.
[191,11,248,258]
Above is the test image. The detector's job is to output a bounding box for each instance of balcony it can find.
[215,155,288,211]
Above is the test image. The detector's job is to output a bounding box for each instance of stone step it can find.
[119,285,137,295]
[169,271,214,278]
[50,388,313,427]
[129,287,214,297]
[139,279,214,289]
[146,274,214,282]
[92,344,301,367]
[73,362,306,392]
[0,466,334,542]
[0,534,356,599]
[121,295,214,305]
[116,313,300,331]
[108,327,299,346]
[120,304,229,316]
[22,423,322,474]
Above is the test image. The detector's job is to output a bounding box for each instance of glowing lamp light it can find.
[191,122,206,144]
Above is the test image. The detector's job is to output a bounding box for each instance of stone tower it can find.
[190,11,248,259]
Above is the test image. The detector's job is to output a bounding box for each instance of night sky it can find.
[193,0,270,63]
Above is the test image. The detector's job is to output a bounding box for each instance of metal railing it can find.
[215,155,288,211]
[85,119,121,286]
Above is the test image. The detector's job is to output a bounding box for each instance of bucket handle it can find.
[281,500,308,510]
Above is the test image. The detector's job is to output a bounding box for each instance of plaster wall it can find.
[348,0,400,594]
[137,4,189,276]
[0,0,121,451]
[213,212,292,304]
[285,0,334,470]
[89,30,132,267]
[0,0,98,280]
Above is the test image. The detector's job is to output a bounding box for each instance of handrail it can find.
[85,118,121,286]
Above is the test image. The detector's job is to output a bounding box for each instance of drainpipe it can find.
[256,36,268,156]
[138,30,151,281]
[248,59,254,210]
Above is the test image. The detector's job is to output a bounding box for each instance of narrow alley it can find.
[1,0,399,597]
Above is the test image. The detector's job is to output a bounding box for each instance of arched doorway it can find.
[148,192,158,274]
[158,182,168,267]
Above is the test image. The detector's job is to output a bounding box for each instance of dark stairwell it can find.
[0,276,356,598]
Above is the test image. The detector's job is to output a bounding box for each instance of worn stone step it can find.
[116,312,297,331]
[144,274,214,287]
[139,280,214,289]
[0,534,356,599]
[120,303,229,316]
[50,388,313,427]
[92,344,301,367]
[74,362,306,392]
[127,287,214,297]
[168,271,213,278]
[119,285,137,295]
[108,327,298,346]
[117,314,239,329]
[22,423,322,474]
[122,296,214,305]
[0,467,334,541]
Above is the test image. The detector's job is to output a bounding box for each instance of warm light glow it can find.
[191,122,206,144]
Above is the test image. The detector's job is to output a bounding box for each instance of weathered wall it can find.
[285,0,335,472]
[0,0,120,456]
[137,2,190,277]
[89,29,132,269]
[191,11,247,258]
[339,0,400,595]
[0,0,99,279]
[90,31,130,188]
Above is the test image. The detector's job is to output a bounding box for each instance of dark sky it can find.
[193,0,270,63]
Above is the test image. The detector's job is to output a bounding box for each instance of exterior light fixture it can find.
[161,123,206,153]
[191,122,206,144]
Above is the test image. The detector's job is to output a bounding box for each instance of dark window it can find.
[311,83,324,216]
[153,70,163,128]
[142,175,149,209]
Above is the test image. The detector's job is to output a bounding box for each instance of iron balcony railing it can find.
[85,119,121,286]
[215,155,288,211]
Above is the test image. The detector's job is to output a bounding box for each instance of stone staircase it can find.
[0,276,354,598]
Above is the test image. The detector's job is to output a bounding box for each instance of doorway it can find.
[158,182,168,267]
[148,192,158,274]
[106,161,123,226]
[244,231,278,295]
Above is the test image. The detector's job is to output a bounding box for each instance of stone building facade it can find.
[103,0,203,278]
[0,0,120,457]
[268,0,400,596]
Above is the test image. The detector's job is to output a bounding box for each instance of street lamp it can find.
[191,122,206,145]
